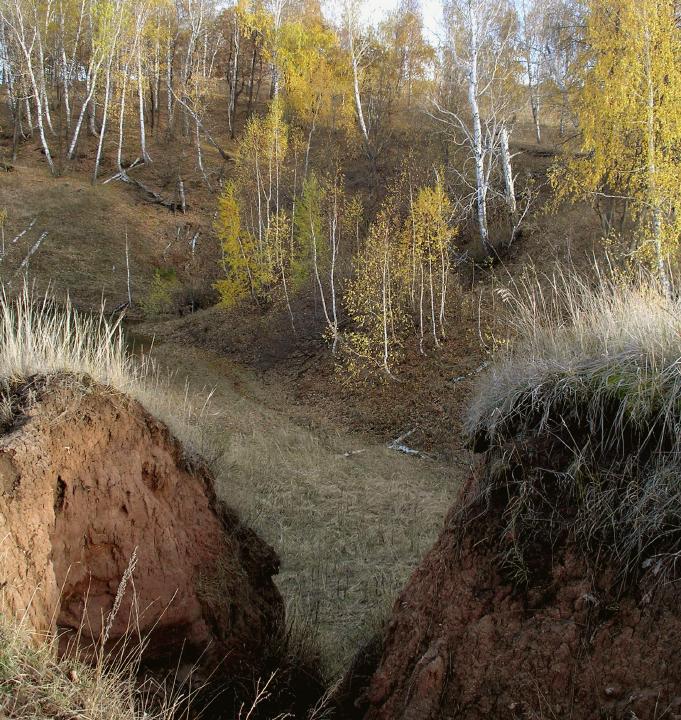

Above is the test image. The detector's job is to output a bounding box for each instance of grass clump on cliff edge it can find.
[0,284,213,456]
[466,270,681,591]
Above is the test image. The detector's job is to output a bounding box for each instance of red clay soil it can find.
[0,375,282,675]
[359,466,681,720]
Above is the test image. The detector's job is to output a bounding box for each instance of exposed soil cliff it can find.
[0,375,283,678]
[357,430,681,720]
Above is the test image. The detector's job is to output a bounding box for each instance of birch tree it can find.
[267,0,288,99]
[0,0,56,173]
[93,0,127,181]
[554,0,681,296]
[434,0,519,254]
[344,199,410,376]
[341,0,372,160]
[542,0,583,137]
[295,170,359,352]
[215,99,296,314]
[406,173,456,352]
[518,0,544,143]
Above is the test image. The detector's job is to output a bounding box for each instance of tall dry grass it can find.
[466,268,681,590]
[0,284,215,456]
[0,609,294,720]
[0,614,145,720]
[468,269,681,444]
[0,285,138,387]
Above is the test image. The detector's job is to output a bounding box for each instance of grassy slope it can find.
[131,338,457,674]
[466,275,681,588]
[0,102,229,314]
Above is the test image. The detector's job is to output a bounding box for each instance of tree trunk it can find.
[117,68,129,172]
[11,94,22,162]
[531,94,541,144]
[468,57,489,252]
[137,49,150,162]
[68,59,103,159]
[228,15,240,139]
[93,61,112,183]
[246,37,258,116]
[351,49,371,155]
[30,67,55,173]
[499,125,518,240]
[645,29,671,298]
[166,36,175,135]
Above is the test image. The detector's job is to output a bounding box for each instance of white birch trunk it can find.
[351,47,370,151]
[499,125,517,232]
[117,68,129,171]
[29,62,55,172]
[67,56,104,158]
[165,36,174,133]
[4,7,55,172]
[93,59,112,183]
[530,93,541,144]
[228,14,239,137]
[466,14,489,253]
[644,28,671,298]
[137,48,150,162]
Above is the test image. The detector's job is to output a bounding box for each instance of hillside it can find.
[0,88,608,679]
[0,113,605,456]
[4,0,681,716]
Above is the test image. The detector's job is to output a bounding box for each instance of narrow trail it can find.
[129,332,465,674]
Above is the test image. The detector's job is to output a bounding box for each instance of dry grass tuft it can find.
[469,269,681,443]
[0,611,196,720]
[0,614,135,720]
[0,284,214,457]
[466,269,681,590]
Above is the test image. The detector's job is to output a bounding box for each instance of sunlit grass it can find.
[0,284,215,458]
[467,268,681,589]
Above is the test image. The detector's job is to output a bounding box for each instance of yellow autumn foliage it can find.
[553,0,681,286]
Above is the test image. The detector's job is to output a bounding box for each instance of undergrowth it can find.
[0,612,323,720]
[465,269,681,592]
[0,613,182,720]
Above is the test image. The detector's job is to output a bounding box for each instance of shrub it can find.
[141,268,182,318]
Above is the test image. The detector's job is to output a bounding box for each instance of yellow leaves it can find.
[215,181,249,308]
[214,180,272,308]
[238,1,275,60]
[240,97,289,169]
[342,174,457,377]
[217,102,299,309]
[410,179,455,263]
[555,0,681,266]
[278,18,351,129]
[343,207,411,374]
[216,180,241,256]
